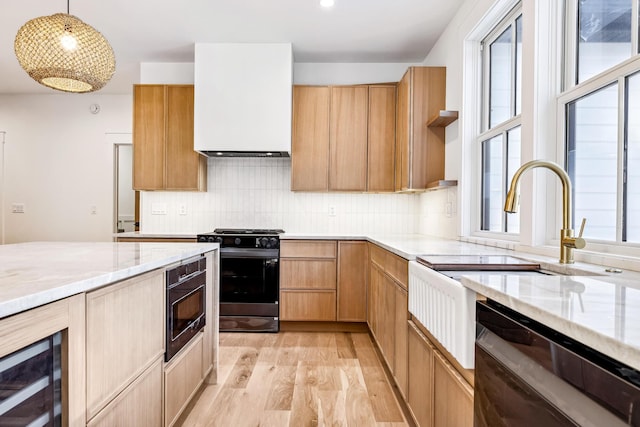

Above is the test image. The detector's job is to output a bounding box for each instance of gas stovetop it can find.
[196,229,285,248]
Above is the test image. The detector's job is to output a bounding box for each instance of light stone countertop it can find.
[461,273,640,369]
[0,241,218,319]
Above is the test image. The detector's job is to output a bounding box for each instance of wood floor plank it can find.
[335,332,358,359]
[225,347,259,388]
[265,365,297,410]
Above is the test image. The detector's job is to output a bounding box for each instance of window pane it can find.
[489,27,513,128]
[626,72,640,242]
[482,136,504,231]
[515,15,523,116]
[577,0,633,83]
[506,126,522,233]
[567,83,618,241]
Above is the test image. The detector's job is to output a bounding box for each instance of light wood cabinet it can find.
[367,243,409,398]
[291,86,330,191]
[395,67,446,191]
[85,269,165,420]
[368,85,397,192]
[133,84,207,191]
[408,321,435,427]
[88,358,163,427]
[407,320,473,427]
[337,241,368,322]
[280,240,338,321]
[433,350,474,427]
[329,86,369,191]
[165,332,205,427]
[291,84,396,192]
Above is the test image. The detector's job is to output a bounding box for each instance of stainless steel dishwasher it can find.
[475,299,640,426]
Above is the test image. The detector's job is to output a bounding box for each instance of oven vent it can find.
[408,261,476,369]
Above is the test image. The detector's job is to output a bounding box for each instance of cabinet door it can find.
[394,284,408,398]
[329,86,368,191]
[379,274,396,370]
[86,269,165,419]
[165,85,203,191]
[133,85,165,190]
[368,85,396,192]
[337,241,368,322]
[165,333,205,427]
[368,259,383,334]
[433,350,474,427]
[408,321,435,427]
[291,86,330,191]
[395,71,410,191]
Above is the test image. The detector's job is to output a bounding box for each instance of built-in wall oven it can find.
[165,256,206,362]
[475,299,640,426]
[197,229,282,332]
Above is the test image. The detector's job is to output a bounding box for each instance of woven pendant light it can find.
[14,2,115,93]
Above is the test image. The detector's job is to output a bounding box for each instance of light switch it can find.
[11,203,25,213]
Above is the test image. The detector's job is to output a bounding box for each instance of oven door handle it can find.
[220,247,279,259]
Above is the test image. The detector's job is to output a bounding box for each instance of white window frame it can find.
[474,4,523,241]
[556,0,640,256]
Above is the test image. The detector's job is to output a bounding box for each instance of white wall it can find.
[0,94,132,243]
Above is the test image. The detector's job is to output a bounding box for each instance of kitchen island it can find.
[0,241,219,427]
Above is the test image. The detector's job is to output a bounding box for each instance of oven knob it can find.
[259,237,269,248]
[198,236,207,242]
[214,236,223,244]
[269,238,278,249]
[234,237,241,245]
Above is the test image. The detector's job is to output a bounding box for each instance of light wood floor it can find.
[179,331,410,427]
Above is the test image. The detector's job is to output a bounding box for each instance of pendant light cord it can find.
[67,0,70,14]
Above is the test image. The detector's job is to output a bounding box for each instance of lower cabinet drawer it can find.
[87,358,163,427]
[280,290,337,321]
[164,332,205,427]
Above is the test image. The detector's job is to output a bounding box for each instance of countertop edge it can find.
[0,243,219,320]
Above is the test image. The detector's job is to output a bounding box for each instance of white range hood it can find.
[194,43,293,157]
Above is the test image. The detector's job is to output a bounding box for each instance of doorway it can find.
[114,143,138,233]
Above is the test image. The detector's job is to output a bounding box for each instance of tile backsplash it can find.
[140,158,422,235]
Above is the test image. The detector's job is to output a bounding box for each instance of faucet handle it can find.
[572,218,587,249]
[578,218,586,238]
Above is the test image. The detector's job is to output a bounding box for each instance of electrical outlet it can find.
[179,204,187,215]
[151,203,167,215]
[329,205,336,216]
[445,202,453,218]
[91,205,97,215]
[11,203,25,213]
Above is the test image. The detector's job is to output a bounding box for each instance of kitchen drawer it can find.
[280,290,337,321]
[280,240,337,258]
[280,259,337,290]
[386,252,408,289]
[369,243,387,267]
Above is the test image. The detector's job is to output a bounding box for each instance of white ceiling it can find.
[1,0,464,94]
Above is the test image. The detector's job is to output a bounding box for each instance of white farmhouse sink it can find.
[408,261,477,369]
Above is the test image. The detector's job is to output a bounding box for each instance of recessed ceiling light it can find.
[320,0,335,8]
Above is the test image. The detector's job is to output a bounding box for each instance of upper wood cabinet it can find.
[368,85,397,192]
[291,84,396,192]
[329,86,369,191]
[395,67,446,191]
[133,85,207,191]
[291,86,330,191]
